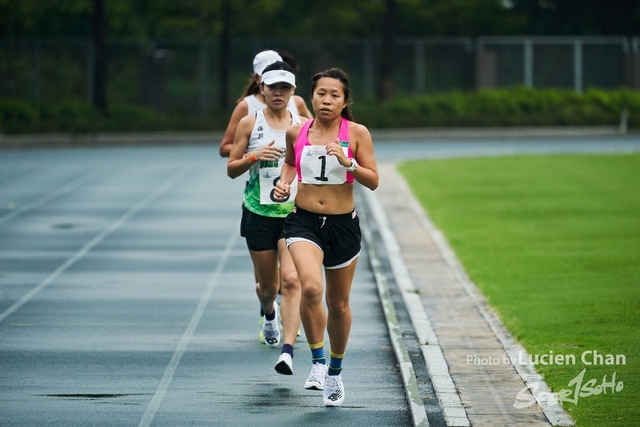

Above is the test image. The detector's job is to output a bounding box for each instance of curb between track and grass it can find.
[359,189,469,427]
[359,197,430,427]
[389,167,575,427]
[375,166,575,427]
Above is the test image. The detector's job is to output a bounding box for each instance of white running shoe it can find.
[262,301,280,348]
[323,374,345,407]
[304,363,328,390]
[275,353,293,375]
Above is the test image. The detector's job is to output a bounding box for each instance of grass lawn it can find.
[398,153,640,427]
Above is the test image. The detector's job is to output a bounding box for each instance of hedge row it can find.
[353,87,640,129]
[0,99,228,134]
[1,87,639,134]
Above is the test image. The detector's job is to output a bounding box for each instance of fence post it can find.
[625,37,640,89]
[363,39,375,99]
[33,40,42,103]
[87,40,95,105]
[415,40,425,94]
[524,38,533,88]
[199,39,210,115]
[475,38,497,89]
[574,39,583,93]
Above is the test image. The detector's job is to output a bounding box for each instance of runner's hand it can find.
[326,138,349,167]
[273,180,290,200]
[257,140,283,162]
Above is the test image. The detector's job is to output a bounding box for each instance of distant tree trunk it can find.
[92,0,107,113]
[379,0,397,100]
[220,0,231,110]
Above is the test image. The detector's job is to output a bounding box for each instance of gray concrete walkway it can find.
[362,135,639,426]
[371,163,565,426]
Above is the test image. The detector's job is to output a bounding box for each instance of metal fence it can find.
[1,36,639,114]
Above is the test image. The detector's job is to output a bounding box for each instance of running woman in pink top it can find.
[274,68,379,407]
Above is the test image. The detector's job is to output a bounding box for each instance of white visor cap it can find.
[261,70,296,88]
[253,50,283,76]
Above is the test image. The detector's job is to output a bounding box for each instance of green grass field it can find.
[398,153,640,427]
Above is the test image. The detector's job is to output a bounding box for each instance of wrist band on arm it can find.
[250,152,257,162]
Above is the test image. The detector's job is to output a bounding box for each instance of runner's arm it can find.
[227,116,255,179]
[219,100,249,157]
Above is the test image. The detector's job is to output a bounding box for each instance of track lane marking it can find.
[138,229,237,427]
[0,167,188,324]
[0,171,98,228]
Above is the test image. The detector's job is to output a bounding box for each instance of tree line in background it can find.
[1,0,640,113]
[2,0,640,38]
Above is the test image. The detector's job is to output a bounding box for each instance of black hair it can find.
[237,57,297,103]
[237,78,260,103]
[310,68,354,121]
[276,50,299,73]
[262,61,294,76]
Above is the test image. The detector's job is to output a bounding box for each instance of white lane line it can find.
[138,229,238,427]
[0,167,189,324]
[0,171,98,228]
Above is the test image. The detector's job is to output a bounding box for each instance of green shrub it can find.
[0,98,40,133]
[104,104,167,132]
[39,100,104,133]
[1,87,639,134]
[353,87,640,129]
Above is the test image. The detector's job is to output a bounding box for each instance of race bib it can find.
[300,145,349,185]
[259,161,297,204]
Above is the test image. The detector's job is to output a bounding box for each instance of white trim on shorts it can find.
[286,237,360,270]
[325,250,361,270]
[286,237,322,252]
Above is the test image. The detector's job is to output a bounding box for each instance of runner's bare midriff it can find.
[295,182,354,215]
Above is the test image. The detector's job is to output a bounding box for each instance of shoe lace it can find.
[325,375,338,389]
[310,364,325,378]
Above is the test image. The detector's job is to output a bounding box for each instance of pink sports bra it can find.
[294,118,355,184]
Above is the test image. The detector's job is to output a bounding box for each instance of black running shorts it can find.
[283,206,361,269]
[240,205,287,252]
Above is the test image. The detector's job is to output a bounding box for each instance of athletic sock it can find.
[309,342,326,365]
[328,351,344,376]
[281,343,294,358]
[265,306,276,321]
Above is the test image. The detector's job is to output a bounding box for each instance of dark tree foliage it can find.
[0,1,637,39]
[380,0,398,100]
[511,0,640,36]
[1,0,637,105]
[92,0,107,113]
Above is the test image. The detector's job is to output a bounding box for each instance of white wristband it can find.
[346,158,359,172]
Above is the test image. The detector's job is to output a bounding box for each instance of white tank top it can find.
[243,109,301,217]
[245,94,299,116]
[241,95,297,183]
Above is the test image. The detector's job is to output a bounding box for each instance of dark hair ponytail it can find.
[237,78,260,104]
[310,68,354,121]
